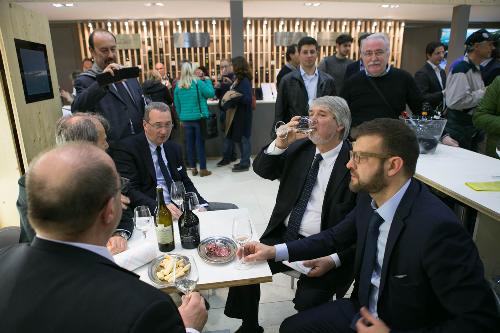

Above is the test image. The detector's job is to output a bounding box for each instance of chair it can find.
[282,270,301,289]
[0,226,21,248]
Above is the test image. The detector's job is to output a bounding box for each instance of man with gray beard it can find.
[224,96,357,333]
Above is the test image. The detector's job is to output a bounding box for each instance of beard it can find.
[309,130,336,145]
[349,163,388,194]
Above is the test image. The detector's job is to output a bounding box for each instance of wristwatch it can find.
[113,230,129,240]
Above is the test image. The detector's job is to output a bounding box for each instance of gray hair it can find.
[55,115,98,146]
[311,96,351,141]
[144,102,171,121]
[361,32,390,52]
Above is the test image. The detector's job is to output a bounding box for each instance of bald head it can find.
[55,113,109,150]
[27,143,121,239]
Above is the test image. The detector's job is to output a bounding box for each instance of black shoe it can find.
[234,325,264,333]
[217,159,231,167]
[232,164,250,172]
[230,156,238,162]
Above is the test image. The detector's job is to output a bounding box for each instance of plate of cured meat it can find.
[197,236,237,264]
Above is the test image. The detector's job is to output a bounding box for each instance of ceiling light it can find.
[195,20,199,25]
[159,21,163,26]
[52,3,63,7]
[142,21,147,26]
[263,20,268,25]
[87,22,93,28]
[312,2,321,7]
[212,19,216,25]
[65,3,74,7]
[177,20,181,26]
[155,2,164,6]
[304,2,312,6]
[247,20,251,25]
[390,4,399,8]
[144,3,152,7]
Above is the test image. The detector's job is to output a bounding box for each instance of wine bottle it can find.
[155,187,175,252]
[178,194,200,249]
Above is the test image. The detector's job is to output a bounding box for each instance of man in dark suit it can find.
[242,118,500,333]
[414,41,447,111]
[0,143,208,332]
[274,37,336,132]
[276,44,299,88]
[72,29,145,144]
[225,96,357,333]
[112,102,235,219]
[344,33,371,81]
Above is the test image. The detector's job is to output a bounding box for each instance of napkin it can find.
[114,242,158,271]
[282,260,312,275]
[465,181,500,192]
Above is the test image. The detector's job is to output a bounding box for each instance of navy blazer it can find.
[0,238,185,332]
[285,179,499,332]
[111,133,207,213]
[414,62,446,109]
[72,73,145,143]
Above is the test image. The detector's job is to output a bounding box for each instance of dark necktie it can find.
[156,146,173,191]
[358,211,384,307]
[284,153,323,241]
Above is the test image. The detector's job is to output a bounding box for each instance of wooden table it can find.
[415,144,500,277]
[129,208,273,292]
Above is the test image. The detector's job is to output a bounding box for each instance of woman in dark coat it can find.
[142,70,173,106]
[223,56,253,172]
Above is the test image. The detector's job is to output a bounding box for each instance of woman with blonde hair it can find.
[174,61,215,176]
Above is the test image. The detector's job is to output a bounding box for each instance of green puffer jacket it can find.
[473,76,500,158]
[174,79,215,121]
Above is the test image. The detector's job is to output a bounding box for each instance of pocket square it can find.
[177,166,183,171]
[393,274,407,279]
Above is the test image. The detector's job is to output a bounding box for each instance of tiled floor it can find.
[190,157,298,333]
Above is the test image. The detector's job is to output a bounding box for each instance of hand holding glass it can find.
[232,216,253,269]
[174,256,199,295]
[134,206,153,239]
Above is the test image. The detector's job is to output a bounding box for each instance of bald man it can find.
[17,113,132,255]
[2,144,207,332]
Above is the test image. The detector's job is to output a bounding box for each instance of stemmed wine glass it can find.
[232,215,254,270]
[185,192,200,212]
[170,181,186,210]
[134,206,153,239]
[174,256,199,295]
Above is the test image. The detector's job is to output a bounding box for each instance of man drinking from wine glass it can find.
[225,96,357,333]
[111,102,236,219]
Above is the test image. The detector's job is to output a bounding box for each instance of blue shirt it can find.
[275,178,412,317]
[147,138,172,203]
[300,66,319,107]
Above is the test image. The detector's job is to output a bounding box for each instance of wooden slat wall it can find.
[77,18,404,87]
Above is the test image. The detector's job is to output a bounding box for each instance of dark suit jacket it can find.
[481,58,500,86]
[0,238,185,333]
[344,59,362,81]
[253,139,357,292]
[111,133,207,213]
[414,62,446,109]
[274,69,336,127]
[286,179,500,332]
[72,73,145,143]
[276,64,294,89]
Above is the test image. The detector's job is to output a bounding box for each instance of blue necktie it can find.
[284,153,323,241]
[358,211,384,307]
[156,146,173,191]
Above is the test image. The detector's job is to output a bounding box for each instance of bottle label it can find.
[156,225,173,244]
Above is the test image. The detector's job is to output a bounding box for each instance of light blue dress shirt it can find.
[147,138,172,203]
[300,66,319,107]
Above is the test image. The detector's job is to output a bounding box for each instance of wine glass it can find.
[185,192,200,211]
[170,181,186,210]
[232,215,253,270]
[296,116,315,134]
[174,256,199,295]
[134,206,153,239]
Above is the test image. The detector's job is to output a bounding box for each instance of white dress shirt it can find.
[300,66,319,107]
[266,140,344,267]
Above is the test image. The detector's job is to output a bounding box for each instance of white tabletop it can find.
[415,144,500,220]
[129,208,273,291]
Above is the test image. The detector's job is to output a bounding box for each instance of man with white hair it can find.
[224,96,357,333]
[341,33,422,128]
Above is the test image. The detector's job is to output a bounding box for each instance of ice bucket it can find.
[401,117,447,154]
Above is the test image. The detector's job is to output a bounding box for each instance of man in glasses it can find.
[341,33,422,128]
[225,96,357,333]
[112,102,236,219]
[237,118,499,333]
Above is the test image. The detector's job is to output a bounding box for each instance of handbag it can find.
[195,82,218,139]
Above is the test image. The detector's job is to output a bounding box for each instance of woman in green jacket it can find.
[473,76,500,158]
[174,62,215,176]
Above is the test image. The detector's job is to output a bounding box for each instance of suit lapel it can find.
[109,83,127,105]
[140,133,157,183]
[354,199,374,276]
[321,141,350,228]
[378,180,418,296]
[425,63,443,90]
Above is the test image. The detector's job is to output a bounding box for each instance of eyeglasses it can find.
[362,49,386,57]
[145,120,174,130]
[349,150,392,164]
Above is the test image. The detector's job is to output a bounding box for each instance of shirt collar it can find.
[285,62,297,71]
[464,54,481,72]
[147,136,161,154]
[364,64,391,78]
[314,140,343,167]
[426,61,440,71]
[300,66,318,78]
[36,235,115,262]
[370,178,411,223]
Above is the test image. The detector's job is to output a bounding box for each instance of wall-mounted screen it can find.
[14,38,54,103]
[440,28,497,46]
